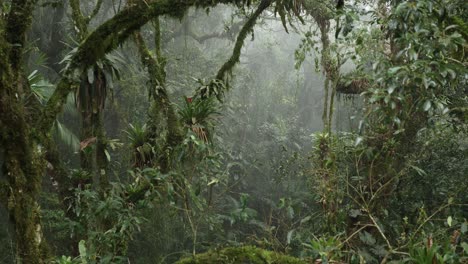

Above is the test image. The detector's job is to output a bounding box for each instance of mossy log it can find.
[176,246,307,264]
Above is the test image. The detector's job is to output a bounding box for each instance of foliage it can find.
[124,123,154,167]
[1,0,467,264]
[178,96,220,142]
[175,246,307,264]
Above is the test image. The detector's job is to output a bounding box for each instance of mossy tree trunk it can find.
[0,1,47,263]
[1,0,294,261]
[133,19,183,173]
[304,2,341,229]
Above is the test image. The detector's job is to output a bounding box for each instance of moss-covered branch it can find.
[87,0,104,23]
[215,0,272,80]
[133,21,183,171]
[168,19,245,43]
[38,0,256,136]
[69,0,88,40]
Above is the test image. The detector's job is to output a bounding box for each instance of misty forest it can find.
[0,0,467,263]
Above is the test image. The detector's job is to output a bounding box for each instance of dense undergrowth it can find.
[0,0,467,263]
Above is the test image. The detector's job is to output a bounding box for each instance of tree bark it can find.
[1,2,47,262]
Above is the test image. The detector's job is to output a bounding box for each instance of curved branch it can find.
[70,0,88,39]
[39,0,251,135]
[166,19,245,43]
[87,0,104,23]
[215,0,272,80]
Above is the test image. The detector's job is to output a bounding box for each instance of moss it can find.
[5,0,35,71]
[215,0,271,81]
[69,0,88,40]
[336,78,369,95]
[39,78,74,135]
[133,21,183,172]
[176,246,307,264]
[41,0,254,135]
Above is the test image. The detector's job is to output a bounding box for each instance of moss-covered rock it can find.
[176,246,307,264]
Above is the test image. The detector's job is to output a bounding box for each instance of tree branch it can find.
[69,0,88,40]
[39,0,255,135]
[166,19,245,43]
[87,0,104,23]
[216,0,272,81]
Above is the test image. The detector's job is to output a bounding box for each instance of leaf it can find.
[80,137,97,150]
[446,68,456,79]
[409,165,426,176]
[287,229,295,245]
[423,100,431,111]
[462,242,468,253]
[300,216,311,224]
[78,240,88,264]
[207,178,219,186]
[447,216,453,227]
[54,121,79,152]
[104,149,111,162]
[287,206,294,219]
[388,66,402,75]
[355,136,363,146]
[359,231,376,245]
[349,209,362,218]
[461,222,467,234]
[87,68,94,83]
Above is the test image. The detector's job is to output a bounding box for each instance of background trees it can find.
[0,0,467,263]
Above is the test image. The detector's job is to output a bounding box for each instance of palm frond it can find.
[53,120,80,152]
[28,70,55,104]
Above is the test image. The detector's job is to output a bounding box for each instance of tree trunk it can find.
[1,2,47,262]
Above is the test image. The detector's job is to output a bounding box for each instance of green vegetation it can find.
[0,0,466,263]
[176,246,307,264]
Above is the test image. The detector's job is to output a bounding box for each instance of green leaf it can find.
[355,136,363,146]
[104,149,111,162]
[359,231,376,245]
[447,216,453,227]
[409,165,426,176]
[300,216,311,224]
[287,229,295,245]
[78,240,88,264]
[461,222,467,234]
[87,68,94,84]
[446,68,456,79]
[423,100,431,111]
[388,66,402,75]
[462,242,468,253]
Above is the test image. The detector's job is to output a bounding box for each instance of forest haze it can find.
[0,0,467,263]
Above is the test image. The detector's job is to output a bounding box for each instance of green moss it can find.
[41,0,253,135]
[215,0,270,81]
[176,246,307,264]
[70,0,88,40]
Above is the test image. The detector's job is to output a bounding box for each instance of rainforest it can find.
[0,0,467,263]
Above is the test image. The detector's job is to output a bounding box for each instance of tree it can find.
[0,0,301,262]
